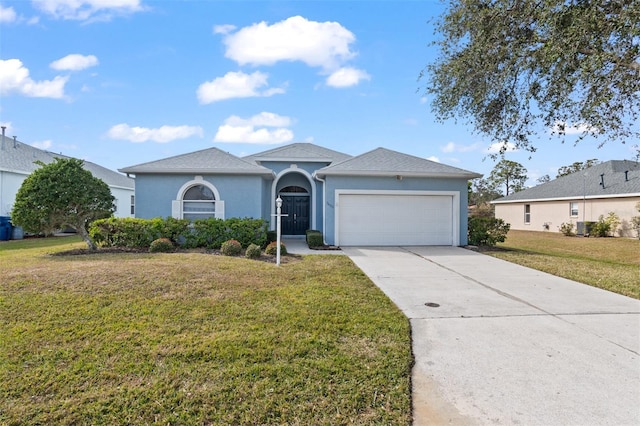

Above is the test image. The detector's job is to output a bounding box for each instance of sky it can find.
[0,0,637,187]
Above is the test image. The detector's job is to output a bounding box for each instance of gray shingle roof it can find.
[119,147,274,176]
[493,160,640,203]
[243,143,352,164]
[0,137,133,189]
[315,147,482,178]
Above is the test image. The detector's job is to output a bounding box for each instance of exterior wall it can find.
[110,186,135,218]
[1,170,134,219]
[134,174,264,219]
[494,196,640,237]
[0,170,27,216]
[322,175,470,246]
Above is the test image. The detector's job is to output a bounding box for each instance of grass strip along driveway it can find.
[0,237,412,425]
[489,230,640,299]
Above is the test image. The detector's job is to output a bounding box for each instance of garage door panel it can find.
[338,194,453,246]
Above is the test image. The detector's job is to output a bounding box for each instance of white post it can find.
[276,196,283,266]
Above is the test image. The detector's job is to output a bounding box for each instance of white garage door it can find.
[337,193,454,246]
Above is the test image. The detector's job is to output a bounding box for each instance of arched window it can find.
[182,184,216,220]
[172,179,224,220]
[279,185,309,194]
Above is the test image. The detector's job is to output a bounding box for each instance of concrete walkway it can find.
[341,246,640,426]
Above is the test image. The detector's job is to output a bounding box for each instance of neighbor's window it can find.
[524,204,531,224]
[130,195,135,215]
[182,184,216,220]
[570,202,579,217]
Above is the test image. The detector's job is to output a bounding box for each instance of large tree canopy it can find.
[12,158,114,250]
[423,0,640,153]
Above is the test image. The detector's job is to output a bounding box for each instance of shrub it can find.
[149,237,174,253]
[591,212,620,237]
[558,222,575,236]
[265,241,287,256]
[89,217,267,249]
[306,230,323,247]
[221,239,242,256]
[631,216,640,240]
[245,243,262,259]
[266,230,277,244]
[468,216,510,246]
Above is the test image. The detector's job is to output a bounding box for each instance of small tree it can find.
[11,158,114,250]
[632,202,640,240]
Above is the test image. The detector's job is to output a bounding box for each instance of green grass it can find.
[0,237,412,425]
[489,230,640,299]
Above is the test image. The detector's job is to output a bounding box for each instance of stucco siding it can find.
[495,197,640,237]
[0,171,27,216]
[322,176,470,245]
[134,174,263,219]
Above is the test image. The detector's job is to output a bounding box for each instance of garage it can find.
[336,191,457,246]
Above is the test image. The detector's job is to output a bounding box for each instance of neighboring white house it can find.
[492,160,640,237]
[0,134,134,220]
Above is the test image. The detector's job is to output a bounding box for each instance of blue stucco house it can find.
[119,143,481,246]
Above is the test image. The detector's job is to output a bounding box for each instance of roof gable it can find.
[243,143,351,164]
[119,147,273,175]
[315,147,482,178]
[493,160,640,203]
[0,137,133,189]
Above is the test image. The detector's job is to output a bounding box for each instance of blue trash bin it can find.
[0,216,10,241]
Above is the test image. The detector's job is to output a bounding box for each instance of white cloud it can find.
[550,120,599,135]
[214,112,294,144]
[0,4,17,22]
[441,141,481,153]
[427,156,440,162]
[197,70,284,104]
[213,24,235,35]
[220,15,356,71]
[107,123,203,143]
[225,112,292,128]
[50,54,99,71]
[32,0,144,21]
[32,140,53,150]
[326,67,370,88]
[487,141,518,154]
[0,59,68,98]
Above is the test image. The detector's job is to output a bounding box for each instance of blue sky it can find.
[0,0,636,187]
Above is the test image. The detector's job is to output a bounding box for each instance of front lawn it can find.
[488,230,640,299]
[0,237,412,425]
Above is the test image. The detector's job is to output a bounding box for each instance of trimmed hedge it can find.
[306,229,323,247]
[89,217,268,249]
[265,241,287,256]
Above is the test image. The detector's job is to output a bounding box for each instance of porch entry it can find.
[279,186,310,236]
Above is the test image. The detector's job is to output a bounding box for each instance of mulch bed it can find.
[50,246,303,264]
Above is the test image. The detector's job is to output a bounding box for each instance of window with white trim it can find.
[182,184,216,220]
[524,204,531,224]
[570,202,578,217]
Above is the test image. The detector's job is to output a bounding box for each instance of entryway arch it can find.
[271,166,316,235]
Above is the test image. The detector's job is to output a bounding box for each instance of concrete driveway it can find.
[341,246,640,426]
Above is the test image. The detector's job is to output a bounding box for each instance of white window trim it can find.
[172,177,224,220]
[570,202,579,217]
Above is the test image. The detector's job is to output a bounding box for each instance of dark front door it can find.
[281,195,309,235]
